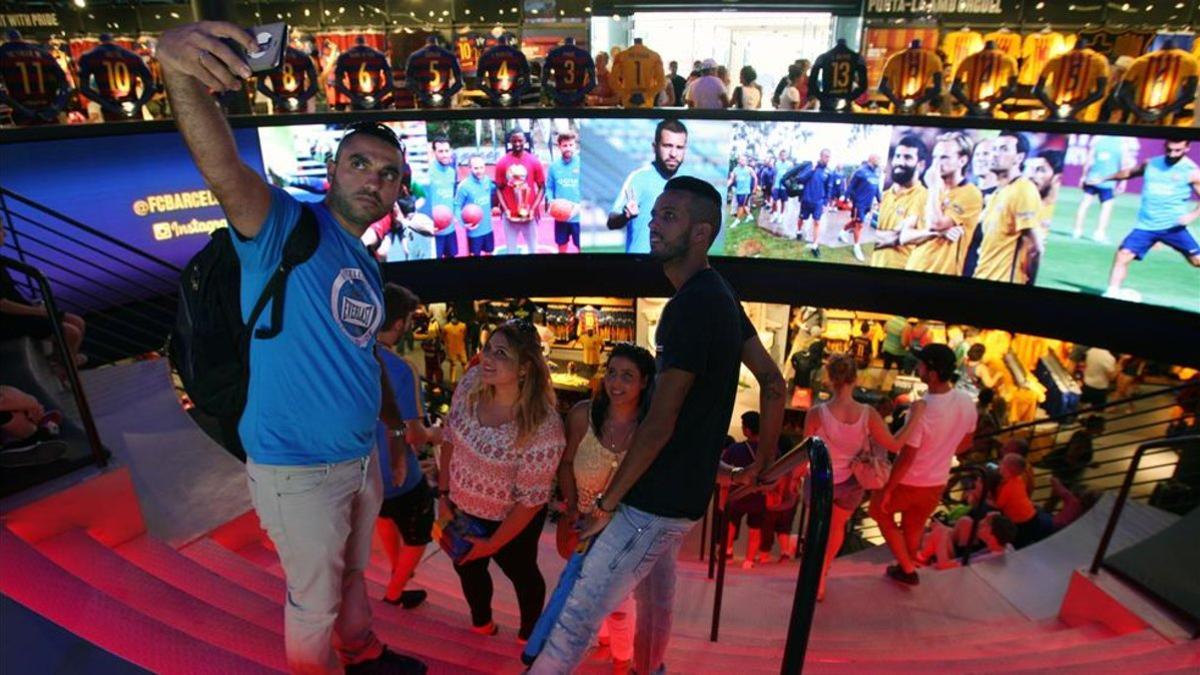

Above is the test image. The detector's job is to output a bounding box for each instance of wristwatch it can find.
[391,429,404,439]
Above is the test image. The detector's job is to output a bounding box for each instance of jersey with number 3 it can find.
[544,44,594,100]
[0,42,67,109]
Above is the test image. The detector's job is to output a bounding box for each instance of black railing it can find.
[781,439,832,674]
[0,256,107,469]
[1089,435,1199,575]
[0,186,181,363]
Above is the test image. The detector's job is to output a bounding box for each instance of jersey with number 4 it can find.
[79,43,150,103]
[0,41,68,109]
[477,45,529,96]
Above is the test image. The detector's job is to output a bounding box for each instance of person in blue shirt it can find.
[455,155,497,256]
[1074,135,1136,243]
[157,21,424,673]
[1102,139,1200,301]
[842,154,882,262]
[609,119,688,254]
[726,154,758,226]
[427,135,460,258]
[798,148,839,258]
[546,131,583,253]
[756,157,776,216]
[770,149,795,225]
[376,284,443,610]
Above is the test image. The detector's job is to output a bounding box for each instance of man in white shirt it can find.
[869,344,977,586]
[685,58,729,109]
[1082,347,1117,408]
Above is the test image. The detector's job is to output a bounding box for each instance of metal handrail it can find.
[1089,435,1198,575]
[0,186,181,274]
[0,256,107,468]
[977,383,1190,439]
[781,438,832,674]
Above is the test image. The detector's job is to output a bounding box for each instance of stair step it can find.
[1005,639,1200,674]
[0,527,277,674]
[36,529,289,671]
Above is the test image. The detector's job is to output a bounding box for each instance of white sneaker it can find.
[1092,233,1109,244]
[838,229,853,244]
[853,244,865,261]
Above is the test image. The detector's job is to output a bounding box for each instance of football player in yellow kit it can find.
[974,132,1043,285]
[871,134,928,270]
[903,132,983,277]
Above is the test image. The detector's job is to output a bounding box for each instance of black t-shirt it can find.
[623,268,755,520]
[0,265,27,304]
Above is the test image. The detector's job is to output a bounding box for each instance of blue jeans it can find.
[531,505,695,674]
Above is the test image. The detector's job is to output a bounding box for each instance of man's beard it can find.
[650,231,689,263]
[328,183,387,228]
[1165,154,1184,166]
[892,165,915,186]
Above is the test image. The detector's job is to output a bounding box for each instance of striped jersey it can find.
[983,31,1023,61]
[941,30,984,72]
[336,45,390,97]
[79,43,150,102]
[881,48,943,100]
[0,41,68,109]
[954,48,1017,104]
[1019,32,1068,85]
[1124,49,1199,111]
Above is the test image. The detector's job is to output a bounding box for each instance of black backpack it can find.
[780,161,814,198]
[169,206,320,419]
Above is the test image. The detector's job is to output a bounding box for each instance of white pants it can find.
[247,451,384,674]
[503,215,537,254]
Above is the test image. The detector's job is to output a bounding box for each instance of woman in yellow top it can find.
[555,343,655,675]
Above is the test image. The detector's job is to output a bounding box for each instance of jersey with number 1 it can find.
[544,43,595,102]
[881,48,942,100]
[336,45,390,97]
[0,41,68,110]
[810,44,868,100]
[610,43,664,108]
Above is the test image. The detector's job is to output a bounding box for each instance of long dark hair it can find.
[468,319,555,442]
[591,342,656,435]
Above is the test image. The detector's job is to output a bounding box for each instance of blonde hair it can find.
[827,353,858,387]
[468,321,557,442]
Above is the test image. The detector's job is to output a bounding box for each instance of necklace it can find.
[601,417,637,454]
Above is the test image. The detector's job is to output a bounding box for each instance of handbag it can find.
[850,441,891,490]
[556,512,580,560]
[437,510,492,565]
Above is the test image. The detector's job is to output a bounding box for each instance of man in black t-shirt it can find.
[533,177,786,675]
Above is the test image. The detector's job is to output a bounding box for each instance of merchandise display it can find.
[0,32,71,125]
[609,38,664,109]
[334,37,394,111]
[77,35,154,121]
[808,39,869,112]
[405,37,464,108]
[1033,42,1110,122]
[476,37,531,107]
[543,37,596,107]
[950,42,1018,118]
[257,45,319,114]
[878,40,943,114]
[1115,46,1199,125]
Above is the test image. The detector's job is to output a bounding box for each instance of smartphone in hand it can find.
[224,22,288,74]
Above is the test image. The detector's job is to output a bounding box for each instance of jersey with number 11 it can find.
[0,42,67,109]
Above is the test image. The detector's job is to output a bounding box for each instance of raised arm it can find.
[1105,160,1147,183]
[158,22,270,238]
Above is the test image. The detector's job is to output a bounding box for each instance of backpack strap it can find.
[246,205,321,342]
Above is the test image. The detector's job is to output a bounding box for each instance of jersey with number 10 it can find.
[881,48,942,99]
[953,48,1017,103]
[0,41,68,110]
[810,44,868,100]
[610,43,664,108]
[544,43,595,103]
[79,43,150,103]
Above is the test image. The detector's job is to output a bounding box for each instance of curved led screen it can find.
[1,112,1197,317]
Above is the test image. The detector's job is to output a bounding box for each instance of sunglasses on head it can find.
[341,121,404,151]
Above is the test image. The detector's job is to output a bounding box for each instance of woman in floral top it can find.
[439,319,565,641]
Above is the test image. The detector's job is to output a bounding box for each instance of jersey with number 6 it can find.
[0,41,68,110]
[336,45,390,97]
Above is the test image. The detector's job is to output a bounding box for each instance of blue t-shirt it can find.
[546,156,582,223]
[1085,137,1127,190]
[775,160,795,189]
[454,175,495,238]
[612,163,671,254]
[427,160,458,231]
[731,166,754,195]
[231,188,383,465]
[846,163,882,208]
[376,347,425,498]
[757,165,776,191]
[1137,155,1198,232]
[802,164,837,205]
